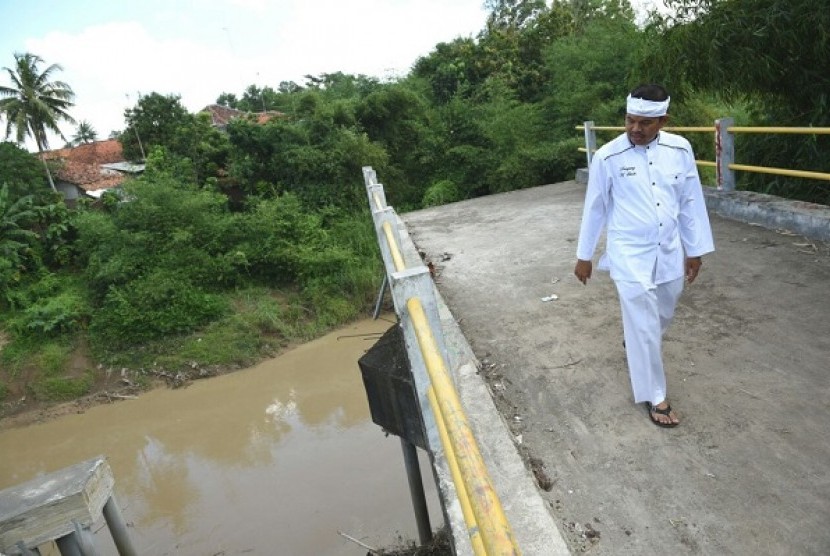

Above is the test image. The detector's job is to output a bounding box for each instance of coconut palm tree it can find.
[72,120,97,145]
[0,52,76,192]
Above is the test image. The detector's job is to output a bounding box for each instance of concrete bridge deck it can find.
[400,181,830,555]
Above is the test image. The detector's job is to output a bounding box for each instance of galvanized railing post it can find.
[400,438,433,545]
[715,117,735,191]
[102,496,137,556]
[584,120,596,168]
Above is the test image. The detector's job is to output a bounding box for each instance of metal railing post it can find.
[55,533,83,556]
[715,117,735,191]
[583,120,596,168]
[102,496,137,556]
[400,438,433,545]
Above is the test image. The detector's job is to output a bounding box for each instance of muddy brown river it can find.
[0,317,440,555]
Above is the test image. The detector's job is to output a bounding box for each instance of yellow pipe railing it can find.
[381,221,407,272]
[729,126,830,135]
[576,125,830,135]
[428,386,487,554]
[728,163,830,182]
[372,191,384,211]
[576,125,715,132]
[576,124,830,182]
[408,299,520,555]
[372,192,520,554]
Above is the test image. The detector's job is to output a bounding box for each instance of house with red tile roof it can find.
[43,139,144,200]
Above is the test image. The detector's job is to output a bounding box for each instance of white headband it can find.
[626,94,670,117]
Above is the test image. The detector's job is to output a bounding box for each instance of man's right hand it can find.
[574,259,592,285]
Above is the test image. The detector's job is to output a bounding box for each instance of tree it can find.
[651,0,830,123]
[640,0,830,203]
[216,92,238,108]
[71,120,97,145]
[485,0,546,30]
[0,142,46,200]
[119,92,189,161]
[0,53,76,192]
[412,38,483,103]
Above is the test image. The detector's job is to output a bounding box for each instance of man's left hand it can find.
[685,256,702,284]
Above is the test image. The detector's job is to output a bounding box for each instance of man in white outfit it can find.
[573,83,715,427]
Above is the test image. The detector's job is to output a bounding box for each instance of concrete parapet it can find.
[394,216,571,555]
[704,189,830,242]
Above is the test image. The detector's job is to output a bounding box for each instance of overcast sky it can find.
[1,0,664,149]
[0,0,493,146]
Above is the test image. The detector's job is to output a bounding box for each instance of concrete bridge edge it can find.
[395,217,572,556]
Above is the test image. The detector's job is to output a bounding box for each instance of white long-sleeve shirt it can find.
[576,131,715,286]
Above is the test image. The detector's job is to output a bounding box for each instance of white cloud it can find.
[228,0,269,11]
[16,0,488,148]
[27,21,253,141]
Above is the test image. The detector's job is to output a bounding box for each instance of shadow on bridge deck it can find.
[401,180,830,555]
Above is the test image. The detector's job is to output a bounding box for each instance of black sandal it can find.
[646,402,679,428]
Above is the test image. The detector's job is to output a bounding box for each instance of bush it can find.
[422,180,461,207]
[12,289,90,335]
[90,270,227,350]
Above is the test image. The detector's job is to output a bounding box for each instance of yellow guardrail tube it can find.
[408,298,520,555]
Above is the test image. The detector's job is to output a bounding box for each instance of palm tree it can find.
[0,52,76,192]
[72,120,97,145]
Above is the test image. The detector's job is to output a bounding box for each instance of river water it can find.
[0,316,440,555]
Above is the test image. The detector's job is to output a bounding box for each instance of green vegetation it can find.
[1,0,828,411]
[70,120,97,146]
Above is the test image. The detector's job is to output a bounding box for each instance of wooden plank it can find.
[0,457,113,552]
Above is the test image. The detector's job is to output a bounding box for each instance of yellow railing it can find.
[366,172,521,555]
[577,123,830,185]
[729,126,830,135]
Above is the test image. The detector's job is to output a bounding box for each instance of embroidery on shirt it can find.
[619,166,637,177]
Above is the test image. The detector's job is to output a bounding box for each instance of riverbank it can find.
[0,301,394,430]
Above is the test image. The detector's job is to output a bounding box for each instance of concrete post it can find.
[367,184,388,210]
[584,120,596,168]
[716,117,736,191]
[362,166,377,186]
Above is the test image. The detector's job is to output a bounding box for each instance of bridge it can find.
[367,168,830,554]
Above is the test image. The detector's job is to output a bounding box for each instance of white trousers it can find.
[614,275,684,405]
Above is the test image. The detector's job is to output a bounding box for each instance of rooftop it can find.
[44,139,140,193]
